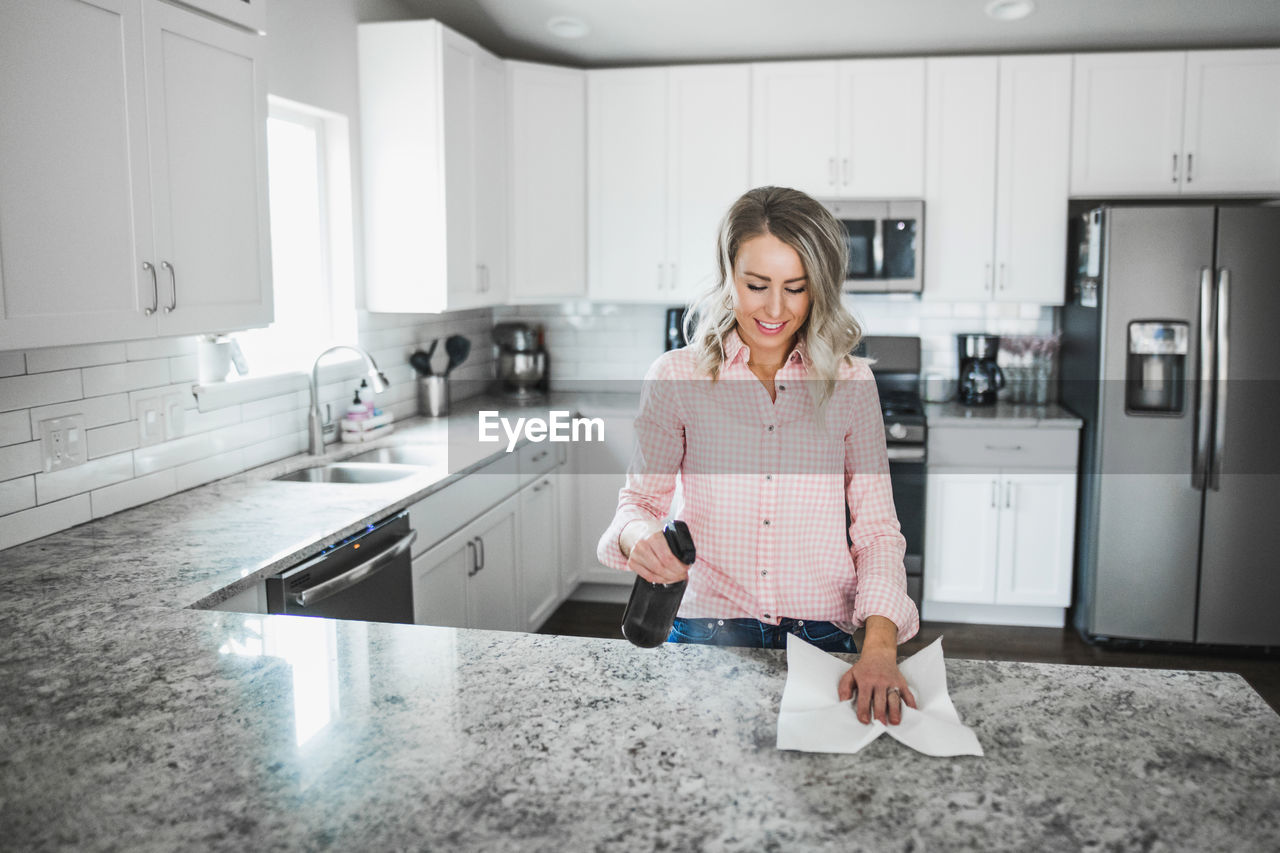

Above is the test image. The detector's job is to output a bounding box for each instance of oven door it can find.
[886,446,926,610]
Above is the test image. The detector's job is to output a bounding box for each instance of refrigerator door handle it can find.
[1210,268,1230,491]
[1192,267,1214,490]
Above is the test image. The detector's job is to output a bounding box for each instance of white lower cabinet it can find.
[518,475,560,631]
[412,493,519,631]
[923,425,1079,627]
[575,415,639,587]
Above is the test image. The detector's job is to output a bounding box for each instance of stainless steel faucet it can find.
[308,345,390,454]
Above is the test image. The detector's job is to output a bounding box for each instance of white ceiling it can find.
[357,0,1280,67]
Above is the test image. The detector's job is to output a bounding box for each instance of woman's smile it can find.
[733,231,811,365]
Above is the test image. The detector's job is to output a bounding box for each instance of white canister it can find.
[921,372,956,403]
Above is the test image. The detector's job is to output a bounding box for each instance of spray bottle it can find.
[621,520,696,648]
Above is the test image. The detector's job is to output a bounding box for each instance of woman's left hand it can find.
[838,646,917,726]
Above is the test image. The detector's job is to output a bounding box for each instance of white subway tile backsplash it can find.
[28,393,131,433]
[87,421,141,460]
[212,418,272,453]
[133,431,216,477]
[0,370,82,413]
[0,441,43,480]
[0,476,35,515]
[182,406,242,437]
[82,359,171,397]
[125,337,198,361]
[0,351,25,377]
[168,355,198,383]
[173,450,245,493]
[0,494,91,550]
[26,342,128,373]
[90,469,178,519]
[0,411,31,447]
[270,409,308,437]
[128,383,196,411]
[35,452,133,504]
[240,391,307,422]
[240,431,305,471]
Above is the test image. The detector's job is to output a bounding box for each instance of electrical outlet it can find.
[163,393,187,440]
[136,397,165,447]
[40,415,87,472]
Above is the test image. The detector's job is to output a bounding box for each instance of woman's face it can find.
[732,231,811,368]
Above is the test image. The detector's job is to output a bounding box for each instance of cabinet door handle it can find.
[657,263,665,290]
[162,261,177,312]
[828,157,837,186]
[984,262,992,291]
[998,262,1006,291]
[991,480,998,508]
[1172,152,1179,184]
[532,478,550,492]
[1005,482,1013,509]
[984,444,1023,451]
[532,450,549,463]
[1186,151,1194,183]
[476,535,485,572]
[467,539,478,576]
[668,262,677,290]
[842,157,850,187]
[142,262,158,315]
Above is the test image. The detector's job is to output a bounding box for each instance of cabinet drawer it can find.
[929,427,1078,470]
[408,453,519,555]
[517,440,559,486]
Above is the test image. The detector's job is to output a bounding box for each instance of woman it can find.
[597,186,919,727]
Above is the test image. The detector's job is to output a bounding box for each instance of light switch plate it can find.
[136,397,164,447]
[40,414,87,472]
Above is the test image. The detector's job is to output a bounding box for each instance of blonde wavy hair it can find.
[685,186,865,413]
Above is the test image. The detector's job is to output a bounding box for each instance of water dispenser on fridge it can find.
[1125,321,1188,414]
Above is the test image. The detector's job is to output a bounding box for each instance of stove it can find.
[852,335,927,609]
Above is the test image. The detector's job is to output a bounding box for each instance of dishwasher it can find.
[266,510,417,624]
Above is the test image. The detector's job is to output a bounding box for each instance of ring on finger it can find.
[887,686,902,699]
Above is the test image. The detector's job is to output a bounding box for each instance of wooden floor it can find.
[538,600,1280,713]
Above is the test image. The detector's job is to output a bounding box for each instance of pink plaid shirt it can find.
[597,328,920,644]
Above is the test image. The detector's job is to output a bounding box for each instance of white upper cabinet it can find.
[992,55,1073,304]
[751,61,840,197]
[837,59,926,197]
[925,55,1071,305]
[0,0,271,351]
[181,0,266,33]
[358,21,507,313]
[588,65,750,303]
[1071,52,1186,196]
[146,0,272,336]
[1181,49,1280,194]
[753,59,925,198]
[507,61,586,302]
[1071,49,1280,197]
[924,57,999,303]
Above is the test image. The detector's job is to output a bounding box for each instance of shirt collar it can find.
[723,327,809,369]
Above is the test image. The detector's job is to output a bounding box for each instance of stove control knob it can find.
[888,423,908,440]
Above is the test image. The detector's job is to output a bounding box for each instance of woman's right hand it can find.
[623,522,690,585]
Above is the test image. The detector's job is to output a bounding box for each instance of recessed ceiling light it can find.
[546,16,590,39]
[985,0,1036,21]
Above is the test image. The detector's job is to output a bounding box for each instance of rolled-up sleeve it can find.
[595,356,687,572]
[844,367,920,644]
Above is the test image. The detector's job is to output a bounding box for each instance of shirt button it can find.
[761,569,768,576]
[765,474,772,481]
[778,384,786,391]
[763,519,770,526]
[763,613,771,619]
[767,425,774,432]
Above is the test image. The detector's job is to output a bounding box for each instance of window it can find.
[233,97,357,377]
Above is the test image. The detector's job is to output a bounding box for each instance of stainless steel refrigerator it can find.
[1062,204,1280,647]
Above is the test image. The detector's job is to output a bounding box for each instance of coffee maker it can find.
[957,334,1005,406]
[493,322,548,401]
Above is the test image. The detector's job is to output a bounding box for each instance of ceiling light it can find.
[546,16,590,39]
[985,0,1035,21]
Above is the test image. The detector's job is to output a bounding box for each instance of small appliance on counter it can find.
[665,307,688,351]
[956,333,1005,406]
[493,322,548,401]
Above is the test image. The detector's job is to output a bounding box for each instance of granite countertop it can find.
[2,390,1278,850]
[925,400,1083,428]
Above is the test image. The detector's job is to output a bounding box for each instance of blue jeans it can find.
[668,617,858,653]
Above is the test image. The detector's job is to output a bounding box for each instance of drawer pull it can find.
[532,450,549,463]
[984,444,1023,452]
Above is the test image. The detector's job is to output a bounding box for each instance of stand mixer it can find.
[492,322,548,401]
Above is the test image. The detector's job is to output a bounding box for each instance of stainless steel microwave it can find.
[822,200,924,293]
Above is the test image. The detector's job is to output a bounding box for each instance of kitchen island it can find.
[1,396,1277,850]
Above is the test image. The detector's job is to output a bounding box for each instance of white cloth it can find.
[776,634,984,757]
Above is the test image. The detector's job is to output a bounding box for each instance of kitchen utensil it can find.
[419,375,448,417]
[621,521,696,648]
[409,348,433,377]
[443,335,470,377]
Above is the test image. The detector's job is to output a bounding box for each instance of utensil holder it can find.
[418,376,449,417]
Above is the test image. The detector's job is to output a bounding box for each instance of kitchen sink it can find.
[343,445,441,467]
[273,463,421,484]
